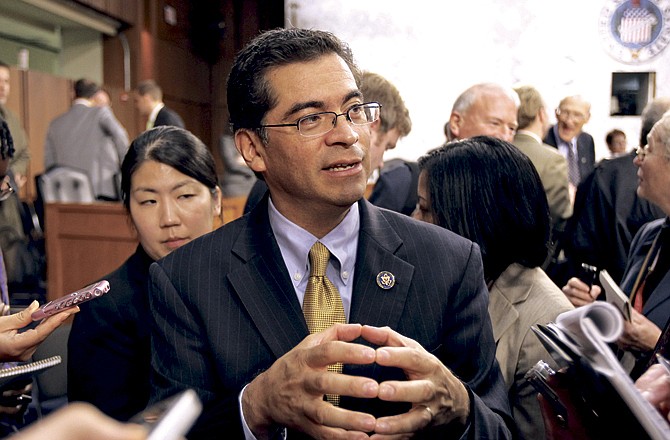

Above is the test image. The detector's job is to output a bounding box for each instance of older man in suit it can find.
[148,28,512,439]
[544,95,596,191]
[564,113,670,379]
[44,79,129,200]
[447,83,519,144]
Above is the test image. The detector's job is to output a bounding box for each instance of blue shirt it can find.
[240,199,361,439]
[268,198,359,321]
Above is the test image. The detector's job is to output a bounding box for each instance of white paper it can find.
[553,303,670,440]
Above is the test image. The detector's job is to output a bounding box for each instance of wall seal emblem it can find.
[599,0,670,63]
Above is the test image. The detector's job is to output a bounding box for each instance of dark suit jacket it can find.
[544,125,596,184]
[68,246,154,421]
[564,152,664,283]
[154,106,184,128]
[149,198,513,439]
[620,217,670,329]
[368,159,419,216]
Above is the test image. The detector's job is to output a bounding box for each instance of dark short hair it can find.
[136,79,162,101]
[418,136,550,282]
[605,129,625,147]
[227,28,361,134]
[120,126,218,211]
[74,78,100,99]
[0,60,9,70]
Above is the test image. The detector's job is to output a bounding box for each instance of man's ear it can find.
[449,112,461,139]
[235,129,267,174]
[212,186,223,217]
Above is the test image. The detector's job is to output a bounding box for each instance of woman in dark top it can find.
[67,126,222,420]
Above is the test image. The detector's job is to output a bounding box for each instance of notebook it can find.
[0,355,62,389]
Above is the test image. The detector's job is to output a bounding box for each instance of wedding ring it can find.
[423,405,434,421]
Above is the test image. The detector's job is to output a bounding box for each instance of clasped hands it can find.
[243,324,470,439]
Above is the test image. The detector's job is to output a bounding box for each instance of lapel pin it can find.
[376,271,395,290]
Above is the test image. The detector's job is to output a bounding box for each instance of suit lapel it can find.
[488,264,526,343]
[349,201,414,329]
[224,200,417,358]
[644,272,670,315]
[227,202,308,359]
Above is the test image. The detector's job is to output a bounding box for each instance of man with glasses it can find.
[563,109,670,379]
[544,95,596,191]
[243,71,416,216]
[148,28,512,439]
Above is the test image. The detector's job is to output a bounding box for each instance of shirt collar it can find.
[516,129,542,144]
[268,198,359,286]
[148,102,165,125]
[73,98,93,107]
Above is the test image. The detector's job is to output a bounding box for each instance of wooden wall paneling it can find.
[24,72,72,200]
[154,39,210,104]
[5,66,22,117]
[222,195,246,224]
[45,202,137,300]
[78,0,105,11]
[75,0,138,25]
[154,38,211,143]
[107,84,140,142]
[4,67,27,198]
[156,0,190,47]
[105,0,138,25]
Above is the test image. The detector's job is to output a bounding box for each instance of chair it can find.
[36,166,95,204]
[34,166,96,232]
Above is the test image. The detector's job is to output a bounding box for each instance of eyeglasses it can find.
[0,175,13,202]
[636,144,670,160]
[556,108,587,123]
[636,145,648,159]
[258,102,381,137]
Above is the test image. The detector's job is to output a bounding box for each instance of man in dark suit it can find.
[562,98,669,285]
[544,95,595,192]
[148,28,513,439]
[134,79,184,130]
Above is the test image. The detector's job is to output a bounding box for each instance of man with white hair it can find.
[447,82,519,143]
[564,111,670,378]
[544,95,595,189]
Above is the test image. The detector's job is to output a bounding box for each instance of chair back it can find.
[36,167,95,203]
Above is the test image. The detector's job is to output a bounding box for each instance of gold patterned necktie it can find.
[303,241,346,405]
